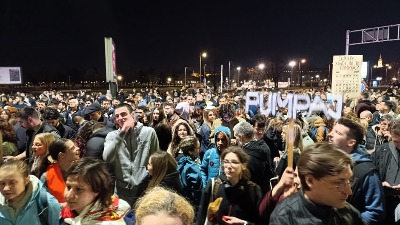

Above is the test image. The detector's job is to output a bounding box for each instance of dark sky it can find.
[1,0,400,81]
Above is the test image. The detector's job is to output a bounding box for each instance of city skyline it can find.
[1,1,400,82]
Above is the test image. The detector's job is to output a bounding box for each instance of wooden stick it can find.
[287,118,294,168]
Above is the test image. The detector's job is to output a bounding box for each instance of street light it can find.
[386,64,391,85]
[299,59,306,87]
[167,77,172,86]
[184,67,188,87]
[237,67,241,85]
[288,61,296,86]
[199,52,207,85]
[258,63,265,87]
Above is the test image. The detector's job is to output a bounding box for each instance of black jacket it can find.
[197,175,262,225]
[86,127,115,159]
[270,190,364,225]
[243,140,274,193]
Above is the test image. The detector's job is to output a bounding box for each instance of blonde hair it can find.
[33,133,57,155]
[135,187,194,225]
[282,124,304,152]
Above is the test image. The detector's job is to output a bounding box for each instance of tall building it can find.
[377,54,383,68]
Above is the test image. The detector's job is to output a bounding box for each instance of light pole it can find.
[289,61,296,87]
[258,63,265,87]
[298,59,306,87]
[203,64,207,86]
[184,67,188,87]
[385,64,391,85]
[237,67,241,85]
[167,77,172,87]
[199,52,207,85]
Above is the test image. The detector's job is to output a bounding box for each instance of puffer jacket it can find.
[313,118,327,142]
[0,175,61,225]
[200,126,231,188]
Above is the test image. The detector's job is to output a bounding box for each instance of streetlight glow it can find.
[202,52,207,58]
[289,61,296,67]
[258,63,265,70]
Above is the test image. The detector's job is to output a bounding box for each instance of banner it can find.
[105,37,117,82]
[0,67,22,84]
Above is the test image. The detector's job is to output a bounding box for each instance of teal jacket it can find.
[200,126,231,188]
[0,175,61,225]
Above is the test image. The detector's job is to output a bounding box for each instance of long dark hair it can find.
[147,151,177,189]
[37,138,69,178]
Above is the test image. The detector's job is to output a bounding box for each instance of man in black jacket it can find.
[233,121,274,193]
[270,143,364,225]
[5,107,60,170]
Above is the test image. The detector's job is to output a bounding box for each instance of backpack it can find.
[311,126,328,142]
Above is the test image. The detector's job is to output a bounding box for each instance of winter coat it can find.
[61,196,131,225]
[270,190,364,225]
[242,140,274,193]
[136,171,184,200]
[313,118,327,142]
[0,175,61,225]
[86,127,115,160]
[200,126,231,188]
[103,122,159,206]
[197,175,262,225]
[365,122,376,150]
[349,145,385,225]
[178,156,203,207]
[199,122,214,157]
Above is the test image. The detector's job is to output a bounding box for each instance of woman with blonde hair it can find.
[275,123,303,178]
[31,133,57,176]
[135,187,194,225]
[199,107,217,160]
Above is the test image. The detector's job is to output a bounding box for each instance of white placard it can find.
[332,55,363,99]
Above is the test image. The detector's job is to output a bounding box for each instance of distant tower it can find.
[377,54,383,68]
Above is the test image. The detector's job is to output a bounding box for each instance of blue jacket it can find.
[200,126,231,188]
[177,156,203,207]
[199,123,214,155]
[0,175,61,225]
[350,145,385,225]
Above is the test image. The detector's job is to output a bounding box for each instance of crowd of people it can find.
[0,85,399,224]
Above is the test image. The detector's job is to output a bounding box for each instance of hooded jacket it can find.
[167,119,195,157]
[242,140,273,193]
[178,155,203,207]
[349,145,385,225]
[103,122,159,206]
[313,118,327,143]
[200,126,231,188]
[86,127,115,160]
[0,175,61,225]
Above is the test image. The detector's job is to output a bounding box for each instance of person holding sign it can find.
[270,143,364,225]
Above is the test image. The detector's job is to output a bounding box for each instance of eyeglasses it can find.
[223,160,241,167]
[321,178,354,192]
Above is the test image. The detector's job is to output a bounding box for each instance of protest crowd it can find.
[0,84,400,225]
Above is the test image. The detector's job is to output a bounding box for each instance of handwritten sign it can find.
[332,55,363,99]
[245,92,343,120]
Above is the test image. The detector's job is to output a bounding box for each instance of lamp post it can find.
[184,67,188,87]
[298,59,306,87]
[258,63,265,87]
[199,52,207,85]
[385,64,391,85]
[167,77,172,87]
[289,61,296,87]
[316,74,320,86]
[237,67,241,85]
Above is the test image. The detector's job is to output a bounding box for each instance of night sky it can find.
[1,0,400,82]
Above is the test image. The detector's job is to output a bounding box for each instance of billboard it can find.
[332,55,363,99]
[0,67,22,84]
